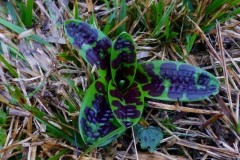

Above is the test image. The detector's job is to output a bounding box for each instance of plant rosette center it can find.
[64,19,220,146]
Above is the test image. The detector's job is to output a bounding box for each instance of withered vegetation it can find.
[0,1,240,159]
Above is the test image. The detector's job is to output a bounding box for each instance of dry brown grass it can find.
[0,0,240,159]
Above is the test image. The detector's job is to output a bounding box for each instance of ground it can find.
[0,1,240,160]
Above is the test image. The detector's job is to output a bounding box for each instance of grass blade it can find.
[186,33,197,53]
[206,0,229,15]
[152,0,175,37]
[116,0,127,35]
[25,0,34,27]
[0,18,49,45]
[0,54,18,78]
[73,0,79,19]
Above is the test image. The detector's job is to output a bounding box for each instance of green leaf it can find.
[0,110,6,125]
[108,80,144,128]
[206,0,229,15]
[186,33,197,53]
[48,149,68,160]
[134,124,163,153]
[79,78,123,146]
[82,126,126,156]
[64,19,112,78]
[135,61,220,101]
[111,32,137,89]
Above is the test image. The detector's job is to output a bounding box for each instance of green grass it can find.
[0,0,239,159]
[19,0,34,27]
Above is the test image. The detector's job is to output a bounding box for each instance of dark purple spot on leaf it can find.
[109,81,143,127]
[123,121,133,127]
[160,62,197,99]
[65,22,77,36]
[122,51,136,63]
[114,37,135,51]
[141,63,157,78]
[138,63,165,97]
[87,131,93,137]
[168,87,184,99]
[86,47,108,70]
[114,105,140,119]
[185,72,218,99]
[142,80,165,97]
[197,73,210,86]
[112,100,123,108]
[98,122,116,136]
[92,94,104,112]
[179,64,196,72]
[81,93,119,144]
[92,132,100,138]
[93,37,112,70]
[96,37,112,51]
[110,89,122,100]
[114,109,126,119]
[121,66,135,76]
[135,70,148,84]
[111,56,122,69]
[160,62,177,72]
[112,51,136,69]
[86,48,100,66]
[123,84,143,105]
[66,22,98,47]
[95,81,106,94]
[85,107,97,123]
[186,89,206,99]
[66,22,112,73]
[111,82,142,105]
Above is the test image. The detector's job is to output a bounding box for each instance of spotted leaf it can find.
[64,20,112,78]
[135,61,220,101]
[79,79,124,146]
[111,32,137,89]
[108,80,144,128]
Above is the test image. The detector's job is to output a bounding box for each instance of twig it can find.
[148,101,221,114]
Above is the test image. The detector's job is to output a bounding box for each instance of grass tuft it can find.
[0,0,239,159]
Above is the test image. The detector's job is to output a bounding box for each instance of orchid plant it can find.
[64,19,220,146]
